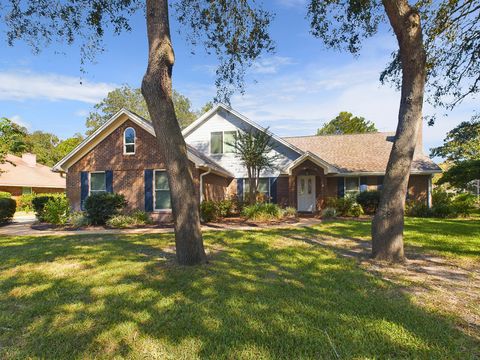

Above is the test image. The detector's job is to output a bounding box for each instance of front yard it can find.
[0,218,479,359]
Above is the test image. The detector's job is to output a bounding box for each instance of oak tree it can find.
[317,111,377,135]
[307,0,480,262]
[1,0,273,265]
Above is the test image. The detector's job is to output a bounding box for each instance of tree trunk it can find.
[372,0,427,262]
[142,0,206,265]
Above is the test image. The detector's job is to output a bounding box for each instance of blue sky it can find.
[0,0,476,157]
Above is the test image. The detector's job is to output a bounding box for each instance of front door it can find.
[297,175,316,212]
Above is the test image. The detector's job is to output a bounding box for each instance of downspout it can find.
[199,168,211,203]
[427,175,433,208]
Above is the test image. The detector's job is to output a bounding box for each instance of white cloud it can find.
[0,70,116,104]
[74,109,89,117]
[251,56,295,74]
[276,0,306,8]
[9,114,30,129]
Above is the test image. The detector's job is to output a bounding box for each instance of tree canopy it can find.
[85,85,210,135]
[317,112,377,135]
[430,120,480,162]
[437,160,480,190]
[0,118,28,165]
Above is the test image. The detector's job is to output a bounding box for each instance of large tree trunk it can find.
[142,0,206,265]
[372,0,427,262]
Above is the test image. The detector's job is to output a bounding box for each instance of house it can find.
[0,153,66,197]
[53,105,441,220]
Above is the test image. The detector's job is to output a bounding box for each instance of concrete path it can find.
[0,217,323,237]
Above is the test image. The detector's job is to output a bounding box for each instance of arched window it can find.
[124,127,136,154]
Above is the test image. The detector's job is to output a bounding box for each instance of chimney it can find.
[22,153,37,167]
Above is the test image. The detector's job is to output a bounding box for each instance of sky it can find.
[0,0,477,158]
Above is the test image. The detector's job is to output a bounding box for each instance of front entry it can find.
[297,175,316,212]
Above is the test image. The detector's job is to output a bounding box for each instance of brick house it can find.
[0,153,66,198]
[53,105,441,221]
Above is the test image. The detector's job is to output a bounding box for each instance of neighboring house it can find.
[0,153,66,197]
[53,105,441,221]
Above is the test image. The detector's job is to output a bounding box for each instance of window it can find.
[244,178,270,201]
[154,170,171,210]
[124,127,136,154]
[22,187,32,195]
[210,131,237,154]
[345,177,360,196]
[90,172,106,194]
[223,131,237,153]
[211,132,223,154]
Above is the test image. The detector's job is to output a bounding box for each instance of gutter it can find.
[199,168,212,203]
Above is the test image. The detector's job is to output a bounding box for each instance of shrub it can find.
[283,207,297,218]
[131,210,153,224]
[350,203,364,217]
[68,211,90,228]
[0,198,16,224]
[242,203,282,221]
[356,191,381,215]
[42,196,70,225]
[405,190,476,218]
[405,200,432,217]
[0,191,11,198]
[325,195,357,216]
[17,193,36,212]
[322,207,337,218]
[84,193,127,225]
[32,194,63,221]
[451,193,476,217]
[217,199,234,218]
[106,211,153,228]
[200,201,218,222]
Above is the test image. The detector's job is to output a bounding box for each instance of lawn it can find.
[0,218,479,359]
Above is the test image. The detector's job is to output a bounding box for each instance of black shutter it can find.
[105,170,113,193]
[144,169,154,212]
[270,177,278,203]
[237,178,243,201]
[337,177,345,197]
[80,172,89,210]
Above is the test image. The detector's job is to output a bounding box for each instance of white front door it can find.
[297,175,316,212]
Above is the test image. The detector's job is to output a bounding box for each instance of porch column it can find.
[288,175,296,208]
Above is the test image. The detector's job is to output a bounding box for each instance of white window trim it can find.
[210,130,238,155]
[22,187,33,195]
[243,178,270,201]
[123,127,136,155]
[153,169,172,212]
[344,176,360,196]
[89,171,106,195]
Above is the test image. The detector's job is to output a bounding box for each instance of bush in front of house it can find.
[200,200,218,222]
[242,203,282,221]
[350,203,364,217]
[322,207,337,218]
[282,206,297,218]
[356,190,381,215]
[405,190,477,218]
[17,193,36,212]
[106,211,153,228]
[0,191,12,198]
[84,192,127,225]
[32,194,64,221]
[68,211,90,228]
[0,197,16,224]
[325,195,358,217]
[42,196,70,225]
[217,199,234,218]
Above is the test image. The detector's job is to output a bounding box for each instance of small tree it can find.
[0,118,27,166]
[317,111,377,135]
[230,129,278,204]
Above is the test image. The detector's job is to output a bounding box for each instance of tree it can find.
[85,85,204,135]
[2,0,274,265]
[56,134,85,161]
[430,120,480,162]
[307,0,479,262]
[229,129,278,204]
[25,131,60,167]
[437,160,480,190]
[317,112,377,135]
[0,118,27,165]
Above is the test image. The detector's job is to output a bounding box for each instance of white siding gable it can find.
[184,108,301,178]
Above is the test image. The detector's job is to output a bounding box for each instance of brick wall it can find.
[202,173,232,202]
[67,120,200,219]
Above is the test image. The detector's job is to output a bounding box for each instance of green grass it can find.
[316,217,480,260]
[0,219,479,359]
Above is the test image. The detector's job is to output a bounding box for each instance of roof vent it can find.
[22,153,37,167]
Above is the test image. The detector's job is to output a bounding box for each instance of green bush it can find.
[325,195,357,216]
[356,191,381,215]
[405,190,477,218]
[0,198,16,224]
[0,191,11,198]
[200,201,218,222]
[405,200,432,217]
[42,196,70,225]
[350,203,364,217]
[84,193,127,225]
[283,207,297,218]
[322,207,337,218]
[451,193,476,217]
[68,211,90,228]
[17,193,36,212]
[242,203,282,221]
[32,194,63,221]
[106,211,153,228]
[217,199,234,218]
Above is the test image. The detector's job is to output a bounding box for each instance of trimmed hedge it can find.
[0,191,12,198]
[84,193,127,225]
[356,191,381,215]
[0,198,16,224]
[32,194,60,221]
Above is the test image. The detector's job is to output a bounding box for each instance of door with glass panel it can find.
[297,175,316,212]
